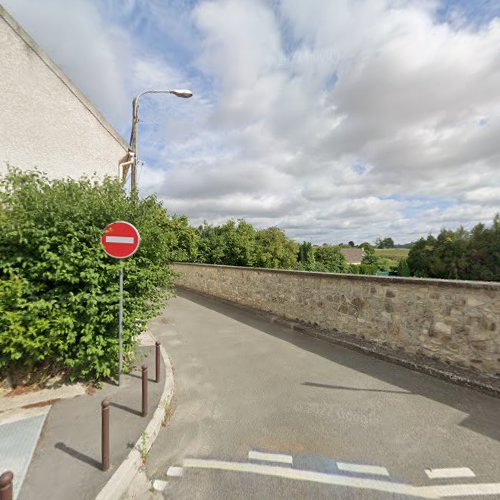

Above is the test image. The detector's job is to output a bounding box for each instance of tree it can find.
[360,253,394,273]
[164,215,200,262]
[255,227,298,269]
[218,219,257,267]
[298,241,315,270]
[314,244,350,273]
[465,216,500,281]
[359,242,375,254]
[375,237,395,249]
[397,258,411,277]
[407,236,435,277]
[407,216,499,281]
[348,241,355,247]
[196,223,227,264]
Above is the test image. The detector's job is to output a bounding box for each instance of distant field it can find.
[374,248,410,261]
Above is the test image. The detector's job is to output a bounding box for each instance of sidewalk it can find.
[0,334,166,500]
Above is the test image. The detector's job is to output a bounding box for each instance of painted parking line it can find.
[248,450,293,465]
[183,458,428,497]
[419,483,500,497]
[337,462,390,477]
[425,467,475,479]
[167,466,183,477]
[182,458,500,498]
[152,479,168,491]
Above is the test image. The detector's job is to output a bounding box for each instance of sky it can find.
[4,0,500,244]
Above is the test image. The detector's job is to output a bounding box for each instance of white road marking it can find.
[182,458,500,498]
[183,458,433,497]
[337,462,390,477]
[425,467,475,479]
[248,451,293,465]
[420,483,500,497]
[105,236,134,244]
[152,479,168,491]
[167,466,183,478]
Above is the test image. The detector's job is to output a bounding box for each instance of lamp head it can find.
[169,89,193,98]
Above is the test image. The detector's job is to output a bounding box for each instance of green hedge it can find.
[0,169,177,381]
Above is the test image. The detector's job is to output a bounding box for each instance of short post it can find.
[101,400,110,471]
[155,341,161,383]
[0,471,14,500]
[142,364,148,417]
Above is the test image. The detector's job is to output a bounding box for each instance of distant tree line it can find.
[170,215,499,282]
[171,219,397,276]
[400,216,499,281]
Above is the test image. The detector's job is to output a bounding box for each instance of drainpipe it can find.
[119,152,135,184]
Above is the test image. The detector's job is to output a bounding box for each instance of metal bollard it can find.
[0,471,13,500]
[155,341,161,383]
[142,364,148,417]
[101,400,110,471]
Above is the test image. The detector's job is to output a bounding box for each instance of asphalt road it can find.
[145,289,500,499]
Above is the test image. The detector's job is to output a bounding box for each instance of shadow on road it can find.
[302,382,411,394]
[109,401,142,417]
[55,442,101,470]
[127,372,156,383]
[177,287,500,443]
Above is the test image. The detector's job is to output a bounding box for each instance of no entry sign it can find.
[102,221,140,259]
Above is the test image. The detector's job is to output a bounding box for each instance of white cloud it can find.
[4,0,499,243]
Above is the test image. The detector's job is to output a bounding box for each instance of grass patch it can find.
[374,248,410,262]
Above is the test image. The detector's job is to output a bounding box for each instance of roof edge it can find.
[0,5,129,151]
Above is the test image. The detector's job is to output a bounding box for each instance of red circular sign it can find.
[101,221,140,259]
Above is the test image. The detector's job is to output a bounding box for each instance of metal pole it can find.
[101,400,110,471]
[155,341,160,383]
[118,265,124,386]
[142,364,148,417]
[130,97,139,194]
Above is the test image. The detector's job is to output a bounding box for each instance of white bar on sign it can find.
[105,236,134,244]
[425,467,475,479]
[337,462,390,476]
[248,451,293,465]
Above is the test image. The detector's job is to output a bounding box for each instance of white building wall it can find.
[0,6,128,181]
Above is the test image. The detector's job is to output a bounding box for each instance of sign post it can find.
[118,263,124,385]
[101,221,140,385]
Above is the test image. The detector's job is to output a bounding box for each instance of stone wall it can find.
[172,263,500,378]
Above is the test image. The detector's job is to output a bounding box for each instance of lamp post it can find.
[128,89,193,193]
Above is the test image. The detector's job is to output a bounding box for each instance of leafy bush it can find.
[0,169,178,381]
[397,257,411,277]
[313,244,350,273]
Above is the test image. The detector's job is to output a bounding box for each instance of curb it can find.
[96,338,174,500]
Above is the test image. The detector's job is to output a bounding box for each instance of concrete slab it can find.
[0,413,47,500]
[19,346,164,500]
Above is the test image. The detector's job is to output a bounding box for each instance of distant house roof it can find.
[340,248,364,265]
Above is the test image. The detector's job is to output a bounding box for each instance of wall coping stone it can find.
[173,262,500,291]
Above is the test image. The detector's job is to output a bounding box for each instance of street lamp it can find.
[128,89,193,193]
